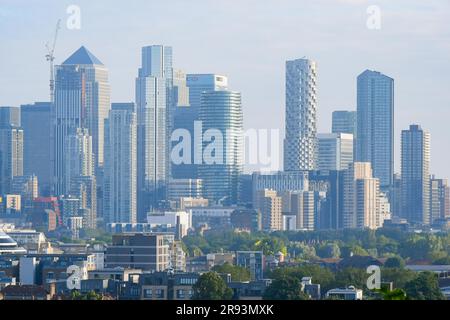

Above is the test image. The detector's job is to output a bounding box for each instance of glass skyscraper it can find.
[53,46,110,195]
[104,103,137,224]
[172,74,229,180]
[20,102,52,196]
[356,70,394,190]
[198,90,243,205]
[135,45,172,219]
[332,110,356,137]
[401,124,431,225]
[186,74,228,116]
[284,58,317,172]
[317,133,353,171]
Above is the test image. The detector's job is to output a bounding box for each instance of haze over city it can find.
[1,0,450,175]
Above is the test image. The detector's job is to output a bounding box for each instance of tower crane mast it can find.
[45,19,61,103]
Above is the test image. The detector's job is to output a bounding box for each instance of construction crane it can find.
[45,19,61,103]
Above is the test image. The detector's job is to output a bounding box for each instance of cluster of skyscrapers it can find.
[0,47,448,236]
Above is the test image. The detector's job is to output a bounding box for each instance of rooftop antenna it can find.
[45,19,61,103]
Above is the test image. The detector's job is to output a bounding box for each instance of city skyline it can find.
[1,1,450,304]
[1,0,450,178]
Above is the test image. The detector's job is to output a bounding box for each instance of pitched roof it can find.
[62,46,103,65]
[1,285,48,297]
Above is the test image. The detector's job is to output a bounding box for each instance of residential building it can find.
[290,191,316,231]
[317,133,353,171]
[105,233,170,271]
[252,171,309,207]
[167,179,202,200]
[326,286,363,300]
[284,58,317,171]
[140,272,199,300]
[255,189,282,232]
[198,90,243,205]
[430,176,450,224]
[186,74,228,115]
[230,209,261,232]
[70,176,97,229]
[188,207,235,230]
[172,74,228,180]
[343,162,382,229]
[356,70,394,190]
[0,127,23,195]
[146,211,191,238]
[103,103,137,224]
[401,125,431,225]
[235,251,264,280]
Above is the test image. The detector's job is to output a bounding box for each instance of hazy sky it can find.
[1,0,449,176]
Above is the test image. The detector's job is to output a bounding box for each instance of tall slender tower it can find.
[198,90,243,205]
[284,58,317,172]
[53,46,110,195]
[401,124,430,225]
[135,45,173,219]
[356,70,394,191]
[104,103,137,224]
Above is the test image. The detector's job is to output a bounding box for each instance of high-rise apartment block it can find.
[284,58,317,171]
[430,176,450,224]
[401,124,431,225]
[290,191,315,231]
[103,103,137,224]
[255,189,283,232]
[198,90,243,205]
[343,162,382,229]
[0,127,23,195]
[356,70,394,190]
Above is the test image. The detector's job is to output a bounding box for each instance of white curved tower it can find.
[283,58,317,172]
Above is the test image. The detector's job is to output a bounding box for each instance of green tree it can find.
[432,256,450,265]
[316,242,341,259]
[340,245,369,258]
[70,290,103,300]
[404,271,446,300]
[269,264,335,294]
[381,268,417,289]
[384,256,405,269]
[376,287,407,300]
[182,234,211,256]
[263,275,310,300]
[289,242,317,261]
[192,272,233,300]
[254,237,287,256]
[399,234,444,261]
[212,263,251,282]
[333,268,367,291]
